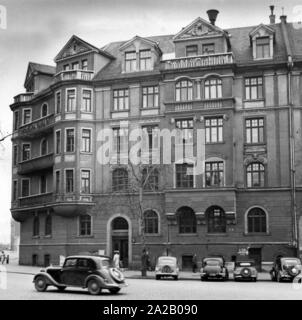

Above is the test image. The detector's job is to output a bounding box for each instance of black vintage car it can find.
[233,260,257,282]
[270,257,302,282]
[200,256,229,281]
[33,255,127,295]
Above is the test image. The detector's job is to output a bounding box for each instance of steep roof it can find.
[24,62,56,87]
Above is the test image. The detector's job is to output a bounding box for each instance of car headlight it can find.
[155,267,160,272]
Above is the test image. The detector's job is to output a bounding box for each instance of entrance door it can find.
[249,248,262,271]
[182,255,193,271]
[112,237,129,268]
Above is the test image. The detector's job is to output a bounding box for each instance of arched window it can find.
[112,168,128,191]
[247,207,267,233]
[206,206,226,233]
[41,103,48,118]
[204,78,222,99]
[45,214,52,236]
[112,217,128,230]
[144,210,159,234]
[33,215,39,237]
[176,80,193,101]
[246,162,265,187]
[40,139,47,156]
[79,214,92,236]
[177,206,196,234]
[142,167,159,191]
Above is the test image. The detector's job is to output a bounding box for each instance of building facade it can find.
[10,8,302,269]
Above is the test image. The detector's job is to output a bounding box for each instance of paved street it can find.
[1,271,302,300]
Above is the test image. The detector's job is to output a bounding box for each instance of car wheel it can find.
[201,276,206,281]
[174,276,178,281]
[34,276,48,292]
[57,286,66,291]
[87,279,102,295]
[109,288,121,294]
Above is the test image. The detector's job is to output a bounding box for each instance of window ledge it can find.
[243,99,264,102]
[140,107,160,111]
[206,233,228,236]
[111,109,129,113]
[32,236,40,239]
[145,233,161,237]
[178,233,198,237]
[76,235,94,238]
[205,141,225,145]
[243,232,270,236]
[44,235,52,239]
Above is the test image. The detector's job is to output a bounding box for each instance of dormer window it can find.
[202,43,215,55]
[186,45,198,57]
[139,49,151,70]
[250,24,275,60]
[125,51,136,72]
[256,37,270,59]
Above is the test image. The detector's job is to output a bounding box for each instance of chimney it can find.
[207,9,219,25]
[269,5,275,24]
[280,15,287,24]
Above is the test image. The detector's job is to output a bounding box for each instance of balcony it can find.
[54,69,94,82]
[17,114,54,139]
[13,92,34,103]
[162,52,234,71]
[164,97,234,113]
[18,153,53,174]
[18,192,53,208]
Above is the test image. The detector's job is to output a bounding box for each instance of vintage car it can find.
[270,257,302,282]
[155,256,179,280]
[33,255,127,295]
[233,260,258,281]
[200,256,229,281]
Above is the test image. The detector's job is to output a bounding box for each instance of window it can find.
[72,62,79,70]
[139,49,151,70]
[81,170,91,194]
[79,215,92,236]
[186,45,198,56]
[142,86,159,108]
[175,119,194,144]
[13,145,18,166]
[33,216,39,237]
[55,91,61,114]
[256,37,270,59]
[55,171,60,193]
[66,89,76,112]
[205,161,224,187]
[205,117,223,143]
[65,170,74,193]
[113,89,129,111]
[205,78,222,99]
[206,206,226,233]
[245,118,264,144]
[40,175,47,194]
[82,59,88,70]
[63,64,70,71]
[112,168,128,191]
[82,89,92,112]
[113,127,128,154]
[55,130,61,154]
[144,210,159,234]
[247,207,267,233]
[32,254,38,266]
[13,111,19,131]
[65,129,75,152]
[22,144,30,161]
[112,217,128,230]
[81,129,91,153]
[202,43,215,54]
[40,139,47,156]
[177,206,196,234]
[142,167,159,191]
[142,125,159,152]
[245,77,263,100]
[246,162,265,187]
[176,163,194,188]
[21,179,30,197]
[176,80,193,101]
[125,51,136,72]
[23,109,32,125]
[45,215,52,236]
[41,103,48,117]
[12,180,18,201]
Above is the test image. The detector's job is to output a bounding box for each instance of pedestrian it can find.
[1,251,5,265]
[192,254,198,273]
[113,250,120,269]
[6,254,9,264]
[141,249,149,277]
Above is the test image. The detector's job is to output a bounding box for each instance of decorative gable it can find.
[249,24,275,60]
[119,35,162,55]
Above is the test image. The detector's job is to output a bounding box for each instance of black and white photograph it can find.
[1,0,302,308]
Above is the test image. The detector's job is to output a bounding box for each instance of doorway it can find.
[111,217,129,268]
[248,248,262,271]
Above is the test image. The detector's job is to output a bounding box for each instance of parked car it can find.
[200,256,229,281]
[233,260,257,281]
[270,257,302,282]
[155,256,179,280]
[33,255,127,295]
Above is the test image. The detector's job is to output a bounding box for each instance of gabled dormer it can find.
[54,35,115,76]
[172,15,231,58]
[119,35,162,73]
[249,24,275,60]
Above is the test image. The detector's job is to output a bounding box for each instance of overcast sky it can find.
[0,0,301,243]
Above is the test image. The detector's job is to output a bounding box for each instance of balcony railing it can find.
[54,69,94,82]
[18,153,54,174]
[14,92,34,103]
[18,114,54,138]
[164,97,234,113]
[162,52,234,70]
[18,192,53,208]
